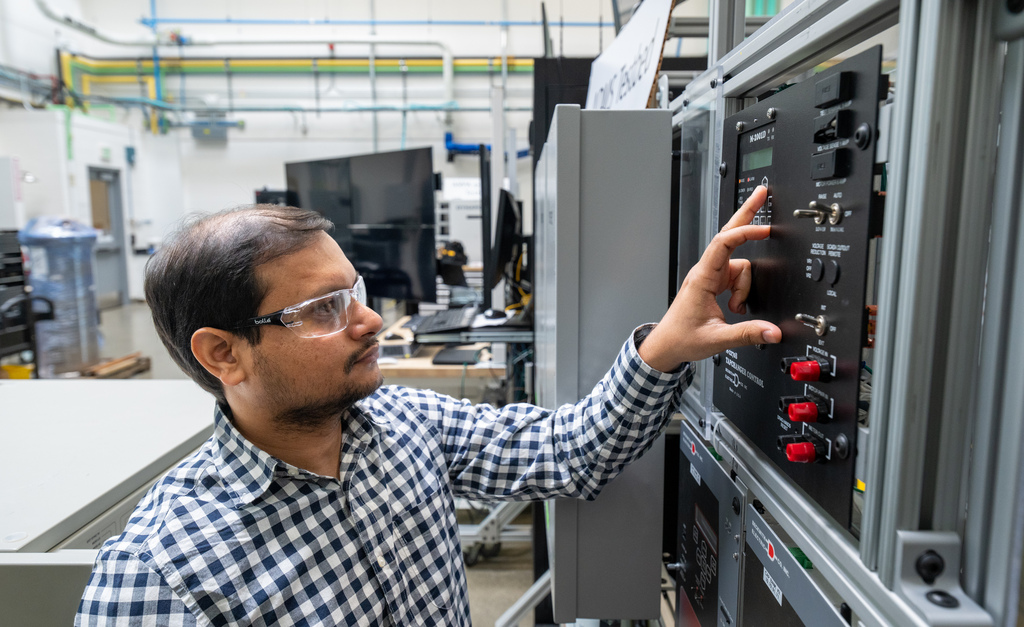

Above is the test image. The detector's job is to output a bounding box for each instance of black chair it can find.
[0,291,55,378]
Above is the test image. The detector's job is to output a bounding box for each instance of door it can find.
[88,168,129,309]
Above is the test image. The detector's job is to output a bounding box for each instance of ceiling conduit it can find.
[34,0,457,126]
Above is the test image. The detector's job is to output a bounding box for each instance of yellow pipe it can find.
[67,52,532,74]
[229,59,312,68]
[81,73,159,134]
[71,57,143,70]
[402,59,443,68]
[85,75,154,84]
[61,51,73,92]
[64,51,533,136]
[317,59,376,67]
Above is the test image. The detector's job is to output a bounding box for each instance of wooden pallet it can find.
[82,352,152,379]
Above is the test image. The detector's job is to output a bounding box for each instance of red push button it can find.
[790,360,822,381]
[788,402,819,423]
[786,442,818,463]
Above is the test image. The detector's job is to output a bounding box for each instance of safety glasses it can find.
[232,275,367,338]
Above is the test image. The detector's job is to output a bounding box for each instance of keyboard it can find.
[402,314,425,332]
[431,346,481,365]
[414,306,478,336]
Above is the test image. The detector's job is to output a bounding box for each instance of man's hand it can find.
[639,186,782,372]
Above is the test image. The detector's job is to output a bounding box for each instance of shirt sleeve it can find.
[76,549,197,627]
[401,326,693,501]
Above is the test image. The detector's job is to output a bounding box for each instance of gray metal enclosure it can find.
[533,104,672,622]
[665,1,1024,626]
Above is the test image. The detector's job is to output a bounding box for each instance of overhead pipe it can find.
[139,17,608,28]
[36,0,456,126]
[64,52,534,136]
[34,0,165,46]
[166,119,245,129]
[64,54,531,75]
[148,0,163,103]
[444,132,529,159]
[71,91,530,114]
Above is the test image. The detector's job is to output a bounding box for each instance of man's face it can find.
[244,232,384,430]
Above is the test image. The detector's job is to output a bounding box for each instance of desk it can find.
[377,318,504,400]
[377,343,502,379]
[0,379,215,626]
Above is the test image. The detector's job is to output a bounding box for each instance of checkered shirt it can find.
[75,327,691,626]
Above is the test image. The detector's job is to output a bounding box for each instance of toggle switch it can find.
[813,110,853,144]
[795,313,829,336]
[793,201,843,225]
[777,434,828,463]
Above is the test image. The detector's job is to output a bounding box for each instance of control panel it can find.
[712,47,886,528]
[677,423,744,626]
[741,504,847,626]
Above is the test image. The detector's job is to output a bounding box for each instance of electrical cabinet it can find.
[534,104,671,621]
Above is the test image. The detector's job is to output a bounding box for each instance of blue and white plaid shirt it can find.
[76,328,691,626]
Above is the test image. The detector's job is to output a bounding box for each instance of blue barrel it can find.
[18,217,100,377]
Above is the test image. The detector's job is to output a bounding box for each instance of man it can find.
[76,187,778,625]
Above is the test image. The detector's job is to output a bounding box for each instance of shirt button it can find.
[287,467,299,477]
[377,551,386,568]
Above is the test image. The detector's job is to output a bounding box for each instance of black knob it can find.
[732,497,741,516]
[915,550,945,585]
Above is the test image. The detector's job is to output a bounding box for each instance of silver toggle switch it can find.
[795,313,828,336]
[794,201,843,225]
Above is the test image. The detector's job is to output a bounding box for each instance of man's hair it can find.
[145,205,333,403]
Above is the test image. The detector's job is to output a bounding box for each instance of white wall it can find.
[0,0,86,75]
[1,0,720,300]
[0,110,71,223]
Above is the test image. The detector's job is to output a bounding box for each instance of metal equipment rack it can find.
[666,1,1024,625]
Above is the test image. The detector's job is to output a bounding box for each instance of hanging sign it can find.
[585,0,675,110]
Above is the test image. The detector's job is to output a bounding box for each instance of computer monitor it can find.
[254,188,298,206]
[487,189,521,291]
[285,148,437,303]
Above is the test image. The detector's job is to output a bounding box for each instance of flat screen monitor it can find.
[285,148,437,302]
[487,189,521,291]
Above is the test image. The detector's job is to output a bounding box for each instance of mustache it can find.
[344,338,380,374]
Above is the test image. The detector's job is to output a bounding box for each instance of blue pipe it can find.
[168,120,245,128]
[71,92,532,114]
[445,132,529,159]
[140,17,609,28]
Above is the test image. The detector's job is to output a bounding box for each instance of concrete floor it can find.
[97,301,538,626]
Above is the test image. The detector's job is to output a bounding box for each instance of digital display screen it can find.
[741,146,773,172]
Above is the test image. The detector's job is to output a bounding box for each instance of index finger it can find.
[722,185,768,231]
[701,223,771,273]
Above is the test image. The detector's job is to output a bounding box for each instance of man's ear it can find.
[191,328,248,387]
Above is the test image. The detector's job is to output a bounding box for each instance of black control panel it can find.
[676,424,743,627]
[713,47,886,528]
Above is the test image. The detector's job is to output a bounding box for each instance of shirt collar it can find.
[210,405,281,507]
[209,395,391,507]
